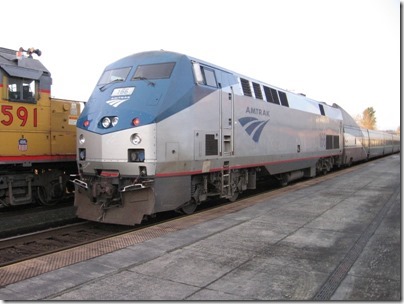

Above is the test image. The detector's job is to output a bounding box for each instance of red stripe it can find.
[155,154,340,178]
[0,155,76,163]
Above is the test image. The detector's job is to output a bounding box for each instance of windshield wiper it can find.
[133,76,155,87]
[99,78,124,92]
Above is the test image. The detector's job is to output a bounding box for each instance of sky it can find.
[3,0,400,131]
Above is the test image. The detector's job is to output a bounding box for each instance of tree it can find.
[360,107,377,130]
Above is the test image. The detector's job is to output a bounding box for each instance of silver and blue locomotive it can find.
[73,51,399,225]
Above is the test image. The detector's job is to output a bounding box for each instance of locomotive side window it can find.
[252,82,263,100]
[240,78,252,97]
[133,62,175,80]
[7,77,37,103]
[201,67,217,87]
[98,67,131,85]
[191,62,217,87]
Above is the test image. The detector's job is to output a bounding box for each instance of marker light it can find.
[83,120,90,127]
[132,117,140,126]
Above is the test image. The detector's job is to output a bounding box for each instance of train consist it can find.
[73,50,400,225]
[0,47,82,207]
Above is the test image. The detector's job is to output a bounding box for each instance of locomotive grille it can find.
[326,135,340,150]
[240,78,252,97]
[205,134,218,156]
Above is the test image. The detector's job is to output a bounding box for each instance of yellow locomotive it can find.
[0,47,82,207]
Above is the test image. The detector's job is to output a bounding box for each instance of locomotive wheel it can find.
[279,174,289,187]
[37,185,58,206]
[228,192,239,202]
[180,199,197,215]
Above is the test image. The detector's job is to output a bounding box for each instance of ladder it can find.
[221,161,231,197]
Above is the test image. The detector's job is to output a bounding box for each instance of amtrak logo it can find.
[106,97,129,107]
[239,117,269,143]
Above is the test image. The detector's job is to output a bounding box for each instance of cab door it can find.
[217,72,234,156]
[192,63,234,158]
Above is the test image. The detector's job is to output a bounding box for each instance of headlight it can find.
[111,116,119,126]
[101,116,119,128]
[130,133,142,145]
[101,117,111,128]
[79,134,85,144]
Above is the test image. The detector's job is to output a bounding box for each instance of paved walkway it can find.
[0,154,400,300]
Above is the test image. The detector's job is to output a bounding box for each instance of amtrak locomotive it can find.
[73,50,400,225]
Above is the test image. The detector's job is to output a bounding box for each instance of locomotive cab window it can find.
[7,77,37,103]
[132,62,175,80]
[98,67,132,85]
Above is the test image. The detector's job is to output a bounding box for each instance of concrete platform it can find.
[0,154,400,301]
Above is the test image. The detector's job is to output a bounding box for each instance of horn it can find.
[34,49,42,56]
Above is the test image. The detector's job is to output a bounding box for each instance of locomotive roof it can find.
[103,50,343,121]
[0,47,50,80]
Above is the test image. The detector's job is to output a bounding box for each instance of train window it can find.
[279,91,289,107]
[319,104,325,116]
[240,78,252,97]
[7,77,37,103]
[201,67,217,87]
[252,82,263,100]
[133,62,175,80]
[98,67,131,85]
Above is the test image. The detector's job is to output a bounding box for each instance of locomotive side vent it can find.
[240,78,252,97]
[205,134,218,156]
[326,135,340,150]
[252,82,263,100]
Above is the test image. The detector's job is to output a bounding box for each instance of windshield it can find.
[98,67,132,85]
[132,62,175,80]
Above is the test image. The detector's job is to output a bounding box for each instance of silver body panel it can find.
[74,51,399,225]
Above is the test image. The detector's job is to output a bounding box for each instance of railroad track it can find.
[0,222,134,267]
[0,159,369,268]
